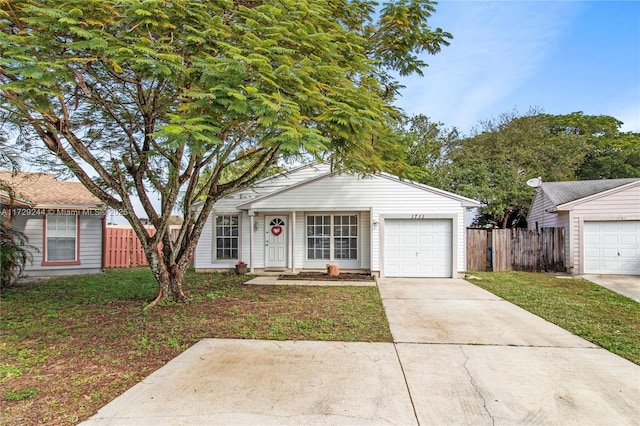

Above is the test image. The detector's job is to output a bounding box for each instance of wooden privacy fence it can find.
[467,227,565,272]
[104,227,154,268]
[103,226,181,268]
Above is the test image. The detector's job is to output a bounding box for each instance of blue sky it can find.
[395,0,640,134]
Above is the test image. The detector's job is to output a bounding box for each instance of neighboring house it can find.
[528,178,640,275]
[0,171,106,277]
[194,164,480,278]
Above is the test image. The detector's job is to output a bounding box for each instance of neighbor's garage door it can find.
[384,219,452,277]
[584,221,640,275]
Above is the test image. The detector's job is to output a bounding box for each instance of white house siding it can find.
[528,189,572,272]
[528,190,569,230]
[194,210,248,270]
[206,164,331,213]
[295,210,370,271]
[568,184,640,274]
[195,210,371,271]
[193,212,214,269]
[12,213,103,277]
[247,174,470,275]
[194,165,334,270]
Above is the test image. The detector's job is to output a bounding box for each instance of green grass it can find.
[0,268,391,425]
[468,271,640,364]
[5,388,38,402]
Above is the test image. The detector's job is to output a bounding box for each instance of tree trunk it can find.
[144,249,189,310]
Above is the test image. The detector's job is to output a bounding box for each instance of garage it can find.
[384,219,452,277]
[583,221,640,275]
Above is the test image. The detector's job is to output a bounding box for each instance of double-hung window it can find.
[46,214,78,262]
[215,215,239,260]
[307,215,331,260]
[307,214,358,260]
[333,215,358,259]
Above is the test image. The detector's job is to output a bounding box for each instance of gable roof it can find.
[0,171,104,209]
[236,167,481,210]
[541,178,640,207]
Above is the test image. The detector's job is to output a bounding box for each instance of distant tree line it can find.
[394,109,640,228]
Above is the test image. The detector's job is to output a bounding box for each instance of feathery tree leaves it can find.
[0,0,450,306]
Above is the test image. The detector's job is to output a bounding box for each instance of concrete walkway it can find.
[580,274,640,302]
[82,278,640,425]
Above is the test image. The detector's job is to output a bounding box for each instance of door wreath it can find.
[269,218,285,236]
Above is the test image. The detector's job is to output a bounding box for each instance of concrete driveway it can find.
[580,274,640,302]
[378,278,639,425]
[82,278,640,425]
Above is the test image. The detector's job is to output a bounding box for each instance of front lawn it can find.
[0,268,391,425]
[467,271,640,365]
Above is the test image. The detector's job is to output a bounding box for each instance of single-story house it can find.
[194,163,480,278]
[0,171,106,277]
[527,178,640,275]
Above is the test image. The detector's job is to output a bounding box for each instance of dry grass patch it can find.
[1,268,391,425]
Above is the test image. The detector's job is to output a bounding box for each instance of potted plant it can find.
[326,264,340,277]
[235,260,248,275]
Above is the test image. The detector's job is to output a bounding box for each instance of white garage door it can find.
[584,221,640,275]
[384,219,452,277]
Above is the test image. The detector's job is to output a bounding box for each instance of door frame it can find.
[264,215,288,269]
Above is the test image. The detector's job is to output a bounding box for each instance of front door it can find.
[265,216,287,268]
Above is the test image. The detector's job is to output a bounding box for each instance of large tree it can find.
[392,113,459,183]
[0,0,451,306]
[542,112,640,180]
[409,110,639,228]
[410,110,588,228]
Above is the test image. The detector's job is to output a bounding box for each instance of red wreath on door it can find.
[269,218,285,236]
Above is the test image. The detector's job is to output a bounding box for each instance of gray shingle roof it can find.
[542,178,640,206]
[0,171,104,208]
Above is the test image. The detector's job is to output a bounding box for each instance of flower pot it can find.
[235,264,248,275]
[327,264,340,277]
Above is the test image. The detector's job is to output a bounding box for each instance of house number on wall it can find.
[411,214,427,219]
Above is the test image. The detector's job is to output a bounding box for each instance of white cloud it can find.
[395,1,579,132]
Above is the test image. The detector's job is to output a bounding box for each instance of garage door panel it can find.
[602,235,619,245]
[602,248,619,257]
[584,221,640,275]
[585,235,600,245]
[385,219,452,278]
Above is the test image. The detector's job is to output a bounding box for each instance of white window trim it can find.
[305,213,360,262]
[43,213,80,264]
[212,213,242,262]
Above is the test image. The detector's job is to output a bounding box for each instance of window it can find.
[46,215,78,262]
[307,215,330,260]
[334,215,358,259]
[215,215,239,260]
[307,214,358,260]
